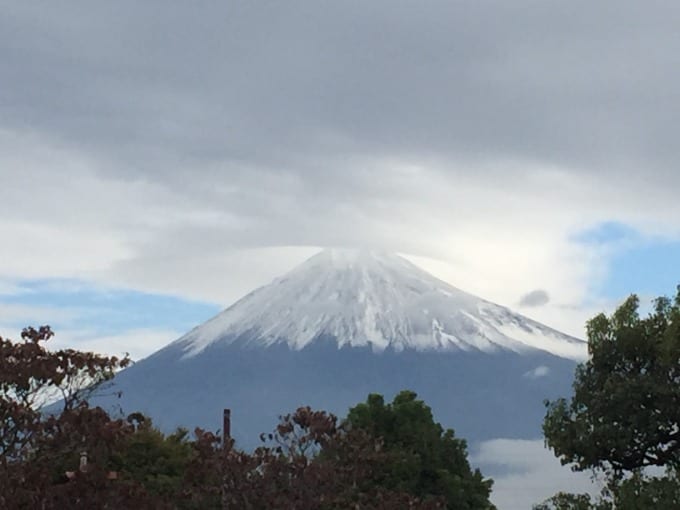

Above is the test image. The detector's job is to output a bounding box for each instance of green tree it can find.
[532,492,602,510]
[611,471,680,509]
[111,415,194,499]
[533,474,680,510]
[346,390,495,510]
[539,287,680,509]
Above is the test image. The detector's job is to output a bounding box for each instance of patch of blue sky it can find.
[575,221,680,302]
[0,278,221,336]
[572,221,640,246]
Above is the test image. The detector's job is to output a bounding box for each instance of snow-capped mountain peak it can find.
[176,249,587,360]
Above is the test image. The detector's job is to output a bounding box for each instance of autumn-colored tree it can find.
[180,397,492,509]
[0,326,128,459]
[0,326,167,509]
[183,407,447,509]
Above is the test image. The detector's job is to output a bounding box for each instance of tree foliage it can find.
[111,415,194,499]
[539,287,680,508]
[533,492,601,510]
[0,325,149,508]
[213,406,448,509]
[533,473,680,510]
[0,325,130,458]
[0,326,492,508]
[346,390,495,510]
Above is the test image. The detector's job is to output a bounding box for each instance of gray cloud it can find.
[520,289,551,307]
[3,1,680,183]
[1,1,680,337]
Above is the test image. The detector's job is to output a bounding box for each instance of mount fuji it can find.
[96,249,587,447]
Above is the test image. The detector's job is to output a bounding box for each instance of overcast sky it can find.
[2,1,680,354]
[3,4,680,507]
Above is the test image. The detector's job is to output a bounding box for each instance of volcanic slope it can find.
[97,249,587,446]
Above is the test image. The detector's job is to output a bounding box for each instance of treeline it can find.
[0,326,493,509]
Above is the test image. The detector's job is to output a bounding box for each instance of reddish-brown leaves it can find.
[0,326,447,509]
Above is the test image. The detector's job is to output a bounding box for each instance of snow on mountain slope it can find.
[176,249,587,361]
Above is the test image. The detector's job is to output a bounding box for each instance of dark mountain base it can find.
[92,340,578,449]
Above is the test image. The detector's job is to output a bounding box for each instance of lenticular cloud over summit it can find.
[177,249,586,360]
